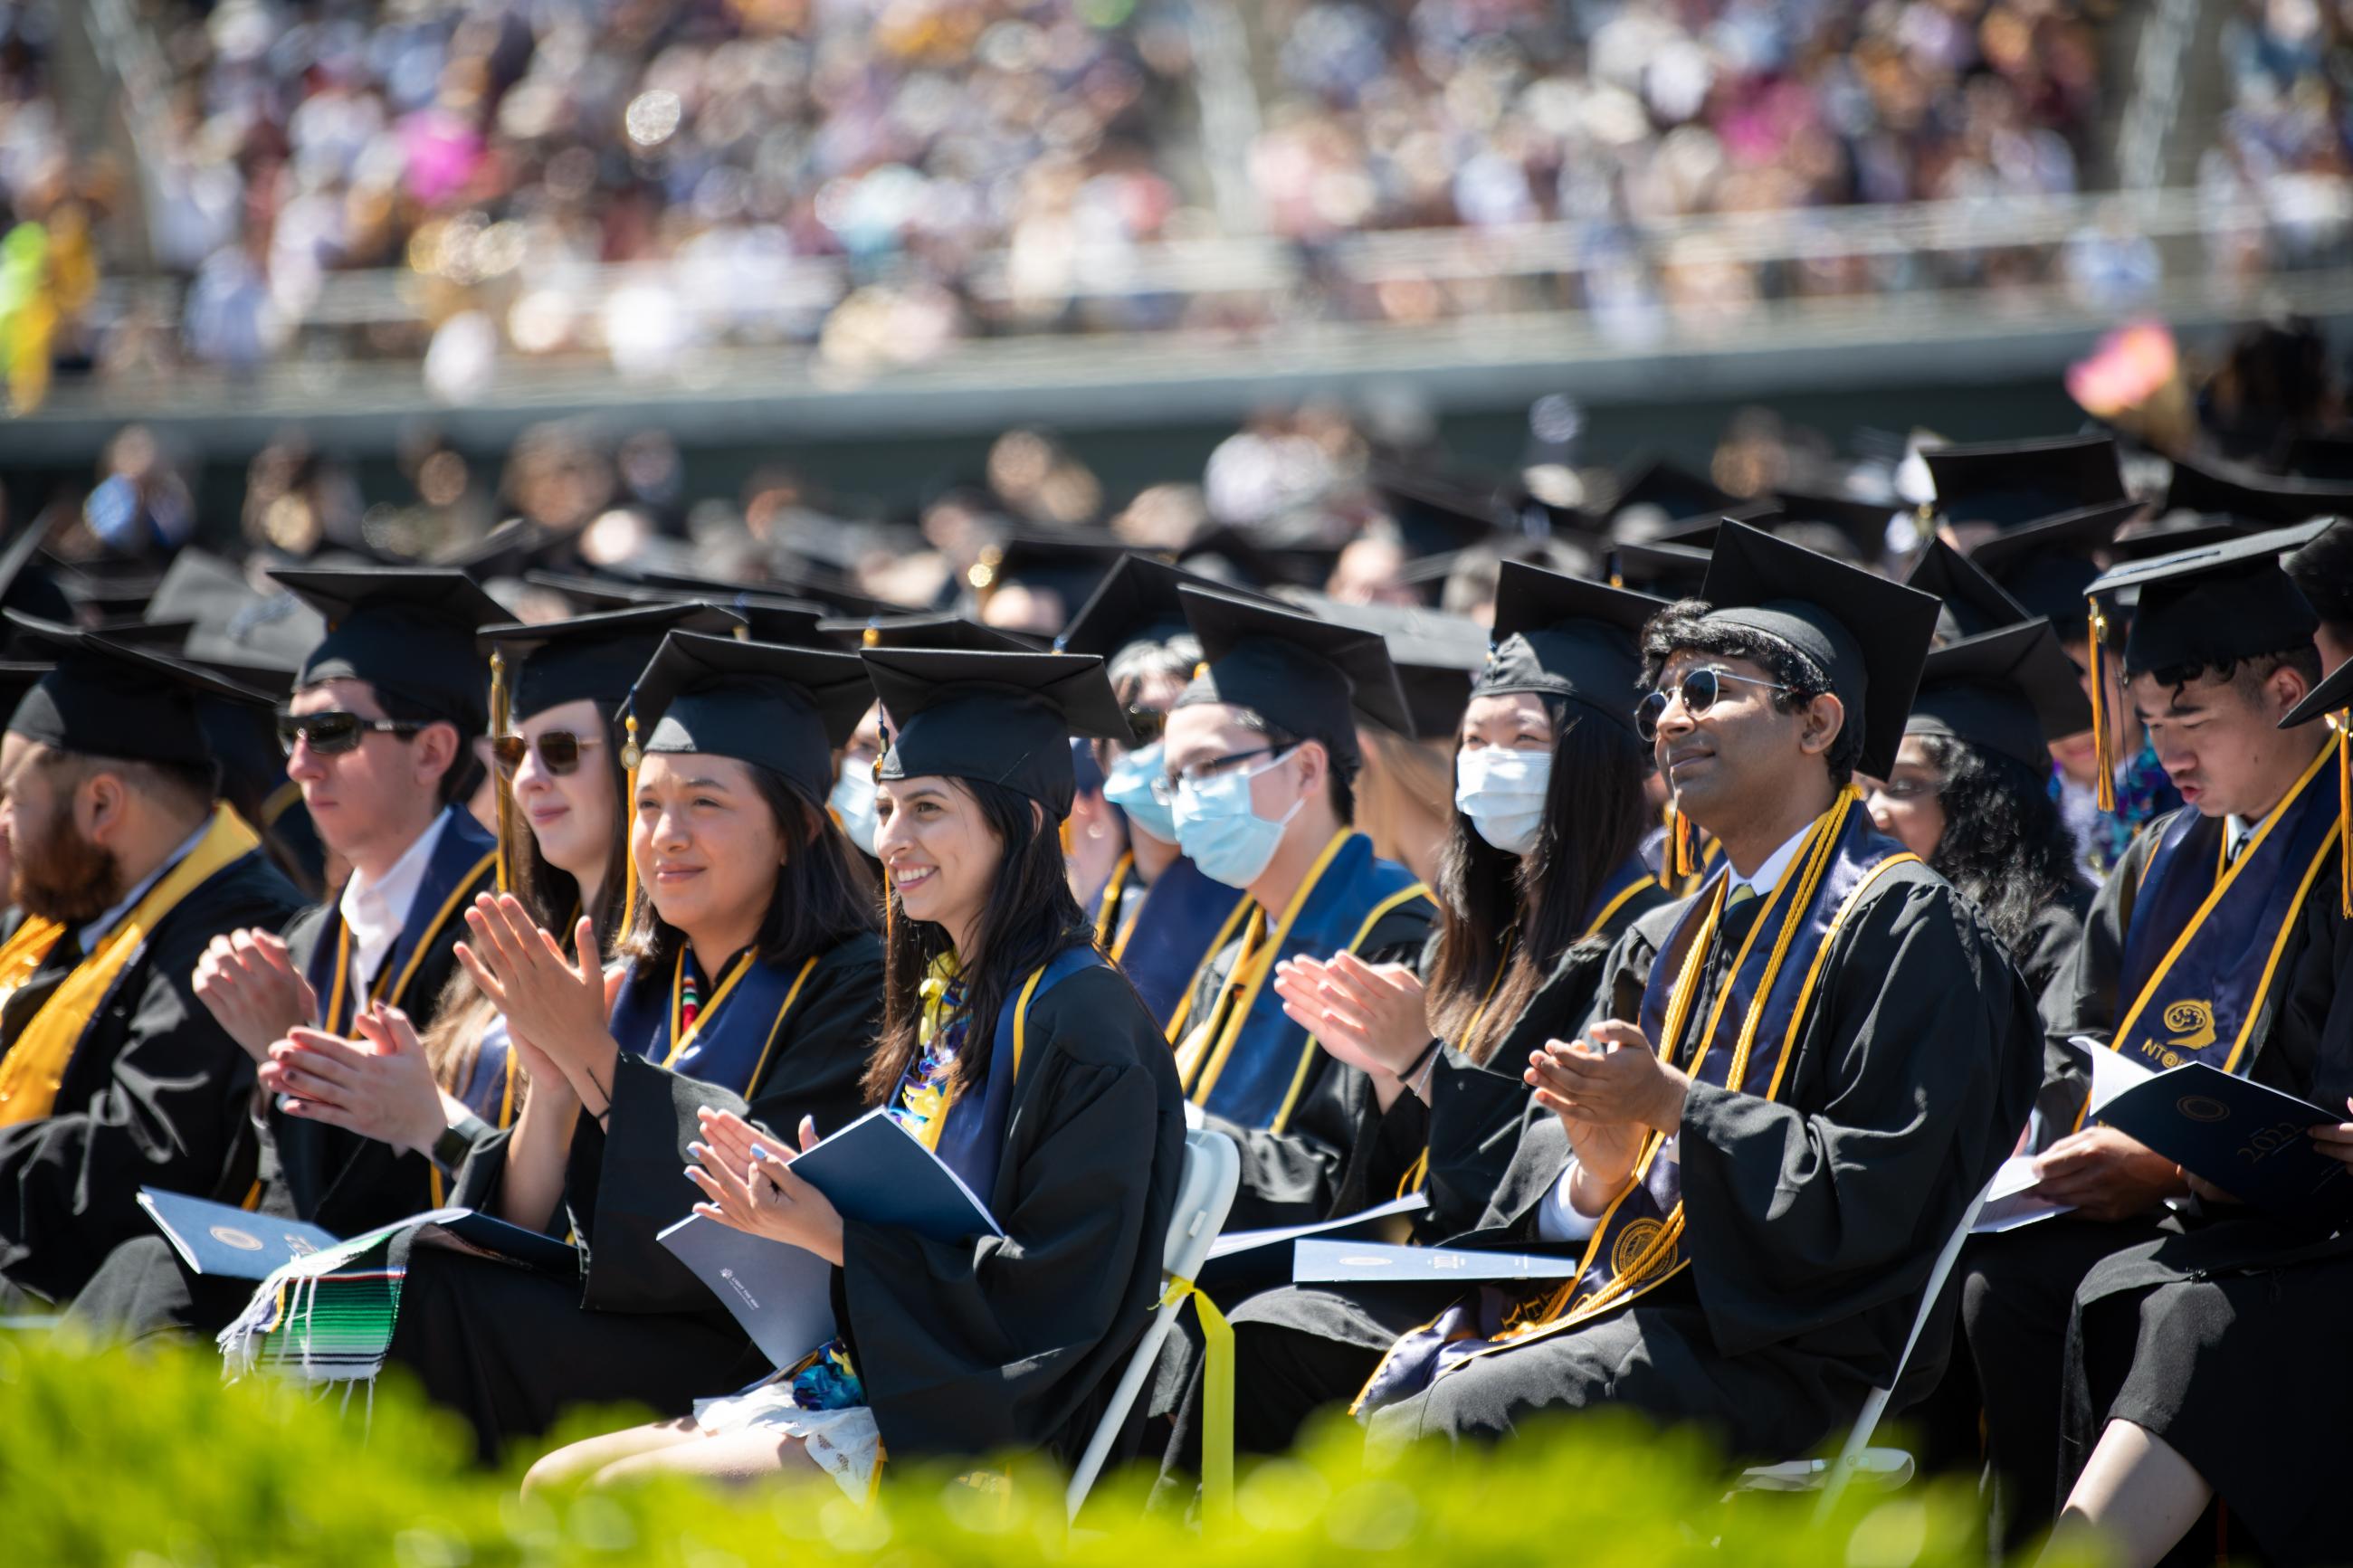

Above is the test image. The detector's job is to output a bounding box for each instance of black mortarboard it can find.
[1644,502,1783,550]
[1479,562,1666,737]
[0,525,73,646]
[862,647,1131,817]
[624,632,872,808]
[1373,469,1511,559]
[433,518,571,577]
[1056,554,1272,660]
[525,569,672,613]
[1174,584,1414,762]
[1924,433,2127,529]
[2280,433,2353,482]
[965,533,1138,618]
[2106,518,2252,562]
[1607,541,1711,599]
[2086,522,2324,676]
[638,565,909,623]
[1692,523,1940,779]
[151,548,327,671]
[481,603,746,723]
[1290,593,1490,741]
[268,568,509,732]
[1906,538,2031,643]
[1774,486,1900,562]
[1907,621,2091,769]
[823,613,1040,654]
[1607,455,1732,520]
[3,612,272,769]
[1964,498,2143,627]
[2163,454,2353,526]
[2281,649,2353,727]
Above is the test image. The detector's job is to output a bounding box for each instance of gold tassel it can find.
[620,710,642,933]
[2087,603,2115,813]
[489,650,512,894]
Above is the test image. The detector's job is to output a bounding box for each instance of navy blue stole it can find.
[1173,831,1432,1133]
[304,806,497,1037]
[607,946,822,1097]
[929,945,1105,1202]
[2109,742,2343,1078]
[1104,853,1251,1031]
[1355,791,1917,1414]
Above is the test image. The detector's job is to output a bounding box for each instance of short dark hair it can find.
[2131,643,2323,704]
[37,750,220,817]
[1639,599,1862,784]
[1232,709,1355,824]
[2287,522,2353,632]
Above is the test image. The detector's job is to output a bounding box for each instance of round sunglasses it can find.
[491,728,603,778]
[275,711,424,757]
[1634,669,1794,743]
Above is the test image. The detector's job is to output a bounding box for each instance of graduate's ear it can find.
[1796,692,1845,761]
[1292,736,1329,801]
[76,765,128,847]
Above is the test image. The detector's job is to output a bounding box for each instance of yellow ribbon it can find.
[0,804,262,1125]
[1162,1272,1234,1526]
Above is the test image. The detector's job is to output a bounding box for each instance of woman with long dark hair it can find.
[1176,565,1674,1466]
[1863,620,2094,999]
[524,645,1183,1499]
[368,632,886,1459]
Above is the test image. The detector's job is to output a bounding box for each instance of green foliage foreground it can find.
[0,1335,2073,1567]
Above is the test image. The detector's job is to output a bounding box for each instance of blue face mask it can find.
[1103,740,1178,846]
[829,763,880,858]
[1173,748,1302,889]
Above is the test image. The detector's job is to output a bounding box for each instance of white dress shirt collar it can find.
[1725,819,1815,902]
[339,809,451,984]
[79,820,216,956]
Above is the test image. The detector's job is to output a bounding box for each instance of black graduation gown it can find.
[2014,881,2094,1008]
[1358,861,2040,1462]
[0,851,303,1305]
[381,931,885,1460]
[1160,882,1674,1463]
[1961,812,2348,1544]
[837,959,1186,1468]
[1188,896,1437,1238]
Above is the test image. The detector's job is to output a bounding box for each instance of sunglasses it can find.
[1634,669,1794,743]
[276,710,424,756]
[491,729,601,778]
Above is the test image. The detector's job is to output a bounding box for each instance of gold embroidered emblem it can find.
[2162,1000,2216,1054]
[1610,1216,1667,1280]
[2177,1095,2231,1124]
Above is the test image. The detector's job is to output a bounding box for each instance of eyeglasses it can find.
[491,729,601,778]
[1148,745,1291,804]
[1634,670,1794,743]
[276,711,424,757]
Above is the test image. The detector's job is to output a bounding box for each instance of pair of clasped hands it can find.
[2020,1099,2353,1221]
[1271,953,1691,1193]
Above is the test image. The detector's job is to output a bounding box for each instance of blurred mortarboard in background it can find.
[818,612,1041,654]
[1965,498,2142,628]
[150,547,328,671]
[964,532,1140,622]
[2277,433,2353,482]
[1606,540,1712,599]
[1372,466,1514,560]
[0,525,75,644]
[2164,453,2353,526]
[1924,433,2127,529]
[1605,455,1733,522]
[2106,516,2253,562]
[1287,591,1490,740]
[1774,486,1900,564]
[1643,501,1783,550]
[1057,554,1275,660]
[1906,538,2032,643]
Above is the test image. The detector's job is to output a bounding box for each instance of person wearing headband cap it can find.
[0,618,303,1307]
[1349,524,2040,1471]
[362,631,885,1460]
[1960,523,2344,1553]
[1054,556,1255,1031]
[2040,652,2353,1568]
[1169,567,1676,1469]
[1159,584,1437,1236]
[529,644,1186,1503]
[1863,621,2096,1000]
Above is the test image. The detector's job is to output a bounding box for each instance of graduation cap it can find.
[1774,486,1900,563]
[964,533,1139,618]
[481,603,747,725]
[1906,621,2091,769]
[1692,523,1940,779]
[1174,584,1415,763]
[1056,554,1273,660]
[1923,433,2128,529]
[1607,540,1712,599]
[1606,455,1732,521]
[433,518,573,578]
[638,565,909,624]
[527,569,674,613]
[2279,433,2353,483]
[0,524,73,649]
[822,613,1041,654]
[862,647,1131,818]
[2106,517,2252,562]
[2085,522,2325,677]
[151,548,329,670]
[1906,538,2032,643]
[3,611,273,770]
[1964,498,2143,628]
[1288,593,1491,741]
[268,567,510,733]
[1479,561,1667,738]
[1642,502,1784,550]
[1372,467,1513,560]
[624,632,873,809]
[2164,454,2353,526]
[1176,524,1339,591]
[56,571,164,624]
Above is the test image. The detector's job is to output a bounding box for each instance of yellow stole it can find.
[0,804,262,1126]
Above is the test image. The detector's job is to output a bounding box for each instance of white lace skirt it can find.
[692,1380,882,1501]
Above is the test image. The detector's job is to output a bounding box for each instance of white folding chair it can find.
[1735,1174,1997,1516]
[1064,1126,1241,1524]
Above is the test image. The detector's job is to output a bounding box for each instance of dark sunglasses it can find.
[275,710,424,757]
[492,729,600,778]
[1634,669,1794,743]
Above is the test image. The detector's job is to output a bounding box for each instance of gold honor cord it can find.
[1270,879,1433,1135]
[489,650,512,896]
[324,849,500,1034]
[1177,828,1353,1103]
[742,956,821,1097]
[904,959,1053,1155]
[660,948,758,1069]
[1092,852,1134,948]
[1162,889,1255,1046]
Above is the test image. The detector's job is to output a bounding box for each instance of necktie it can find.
[1726,882,1758,908]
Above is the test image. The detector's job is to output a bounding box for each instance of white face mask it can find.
[1172,748,1303,889]
[1454,744,1552,857]
[829,764,880,858]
